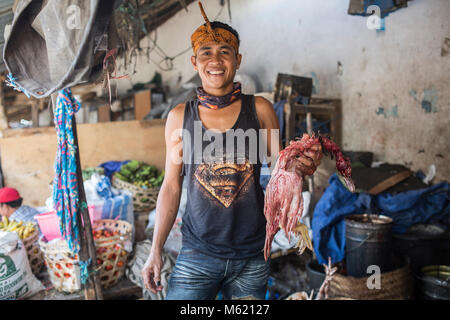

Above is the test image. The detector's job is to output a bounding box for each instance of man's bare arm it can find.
[254,96,282,169]
[142,103,185,293]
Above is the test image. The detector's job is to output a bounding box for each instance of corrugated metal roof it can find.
[0,0,14,73]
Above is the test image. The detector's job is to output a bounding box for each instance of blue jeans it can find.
[166,247,270,300]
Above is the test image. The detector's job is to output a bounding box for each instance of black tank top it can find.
[180,94,266,259]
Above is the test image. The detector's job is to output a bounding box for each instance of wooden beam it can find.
[50,91,103,300]
[31,100,39,128]
[0,76,9,131]
[368,171,412,195]
[72,118,104,300]
[134,89,152,120]
[140,0,196,35]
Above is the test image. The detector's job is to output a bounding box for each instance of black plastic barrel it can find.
[345,214,394,277]
[392,224,446,275]
[306,259,325,292]
[440,232,450,266]
[417,265,450,300]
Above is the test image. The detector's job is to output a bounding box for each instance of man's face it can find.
[191,41,242,92]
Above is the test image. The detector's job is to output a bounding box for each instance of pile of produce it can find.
[93,228,120,240]
[0,217,38,239]
[114,160,164,189]
[82,167,105,181]
[93,228,127,270]
[264,133,355,261]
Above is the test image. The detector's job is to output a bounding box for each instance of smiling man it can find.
[142,2,322,300]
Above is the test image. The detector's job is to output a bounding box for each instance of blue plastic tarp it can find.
[99,160,130,180]
[312,174,450,264]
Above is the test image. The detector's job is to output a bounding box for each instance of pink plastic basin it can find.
[35,205,99,241]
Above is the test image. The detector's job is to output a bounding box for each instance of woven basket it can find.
[112,175,160,212]
[93,219,133,289]
[39,237,81,293]
[22,229,44,276]
[329,260,414,300]
[39,219,133,292]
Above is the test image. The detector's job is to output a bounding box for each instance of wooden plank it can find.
[134,89,152,120]
[31,100,39,128]
[72,118,103,300]
[97,104,111,122]
[29,274,142,300]
[0,76,8,131]
[283,85,293,146]
[291,104,337,113]
[368,170,412,195]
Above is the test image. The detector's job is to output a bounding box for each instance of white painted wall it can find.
[118,0,450,182]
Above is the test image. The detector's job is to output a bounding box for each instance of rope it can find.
[79,258,92,284]
[5,73,31,98]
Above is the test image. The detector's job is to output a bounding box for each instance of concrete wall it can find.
[118,0,450,182]
[0,120,166,206]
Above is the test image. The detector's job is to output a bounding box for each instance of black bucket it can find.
[440,232,450,266]
[345,214,394,277]
[306,259,325,292]
[417,265,450,300]
[392,224,446,275]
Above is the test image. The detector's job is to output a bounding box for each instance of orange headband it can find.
[191,1,239,55]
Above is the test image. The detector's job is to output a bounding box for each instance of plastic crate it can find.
[35,205,98,241]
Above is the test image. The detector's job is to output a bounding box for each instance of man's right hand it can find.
[142,250,164,293]
[140,104,184,295]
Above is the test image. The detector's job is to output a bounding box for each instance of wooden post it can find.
[306,112,314,194]
[51,93,103,300]
[0,75,9,133]
[31,99,39,128]
[72,118,104,300]
[283,85,293,147]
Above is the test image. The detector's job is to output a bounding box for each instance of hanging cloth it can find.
[52,88,82,254]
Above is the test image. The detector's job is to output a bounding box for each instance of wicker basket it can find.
[22,228,44,276]
[112,174,160,212]
[93,219,133,289]
[39,219,133,292]
[329,260,414,300]
[39,237,81,293]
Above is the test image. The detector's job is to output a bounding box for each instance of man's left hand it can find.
[294,143,323,176]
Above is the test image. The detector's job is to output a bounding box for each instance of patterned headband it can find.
[190,1,239,55]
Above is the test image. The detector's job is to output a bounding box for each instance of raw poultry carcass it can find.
[264,133,355,261]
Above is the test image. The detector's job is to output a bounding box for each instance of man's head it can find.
[0,187,22,218]
[191,3,242,93]
[191,21,242,92]
[191,21,240,56]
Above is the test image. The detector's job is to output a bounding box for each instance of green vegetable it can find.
[117,160,164,188]
[120,168,132,178]
[126,160,140,172]
[115,173,129,182]
[82,167,105,180]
